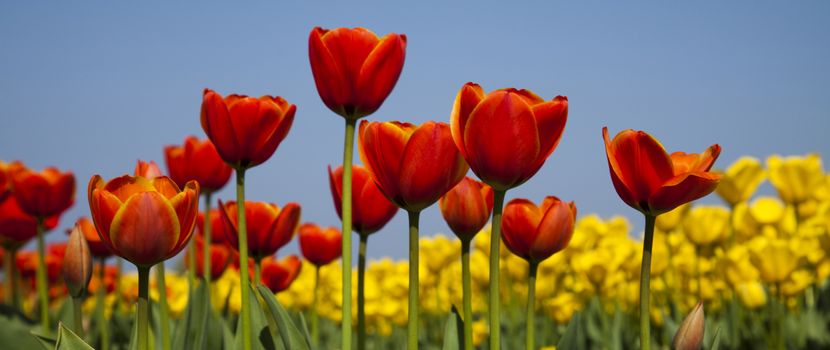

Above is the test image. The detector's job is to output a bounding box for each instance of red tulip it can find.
[134,160,163,179]
[197,208,231,245]
[88,175,200,267]
[501,196,576,263]
[200,89,296,169]
[9,162,75,219]
[308,27,407,120]
[0,196,58,249]
[258,255,302,293]
[219,200,301,261]
[603,127,722,216]
[0,161,10,202]
[89,264,118,294]
[358,121,469,212]
[67,217,112,259]
[165,136,233,192]
[450,83,568,191]
[63,224,93,297]
[187,236,232,280]
[17,244,65,282]
[298,223,342,267]
[328,165,398,235]
[439,177,494,241]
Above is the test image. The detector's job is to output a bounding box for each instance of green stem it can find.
[137,266,150,350]
[312,265,320,349]
[254,259,261,285]
[97,259,110,350]
[72,296,84,338]
[357,233,368,350]
[35,218,49,330]
[526,262,537,350]
[4,247,20,309]
[115,258,123,313]
[235,168,252,350]
[489,190,507,350]
[187,236,196,291]
[408,210,421,350]
[156,262,171,350]
[461,239,473,350]
[341,118,356,350]
[639,214,656,350]
[203,192,214,290]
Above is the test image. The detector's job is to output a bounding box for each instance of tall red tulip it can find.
[0,196,58,249]
[187,236,232,280]
[165,136,232,192]
[298,223,342,267]
[439,176,494,241]
[9,162,75,219]
[16,248,63,283]
[219,200,301,261]
[308,27,407,120]
[328,165,398,235]
[197,208,230,245]
[200,89,296,170]
[67,217,113,259]
[258,255,302,293]
[501,196,576,263]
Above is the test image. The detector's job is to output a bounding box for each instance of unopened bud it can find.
[63,224,93,298]
[672,301,705,350]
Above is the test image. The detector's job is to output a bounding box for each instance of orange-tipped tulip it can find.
[358,120,468,212]
[501,196,576,263]
[450,83,568,191]
[67,217,113,259]
[63,224,93,298]
[219,200,301,261]
[308,27,407,120]
[0,196,58,249]
[134,160,163,179]
[197,208,231,245]
[9,162,75,219]
[200,89,296,169]
[187,236,232,280]
[328,165,398,235]
[165,136,233,192]
[603,127,722,216]
[87,175,200,267]
[439,176,494,241]
[258,255,302,293]
[298,223,342,267]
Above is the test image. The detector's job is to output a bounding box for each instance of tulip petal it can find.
[530,198,575,262]
[226,96,284,167]
[525,96,568,178]
[309,27,350,116]
[266,202,301,254]
[251,102,295,166]
[397,122,468,211]
[650,172,722,215]
[450,83,485,161]
[355,167,399,234]
[201,89,240,164]
[327,165,345,219]
[165,181,200,259]
[322,27,379,92]
[90,189,122,254]
[603,127,675,213]
[501,198,542,260]
[358,121,415,205]
[355,33,407,117]
[109,191,180,266]
[152,177,181,199]
[103,176,155,203]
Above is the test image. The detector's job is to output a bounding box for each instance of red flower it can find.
[0,196,58,249]
[501,196,576,263]
[328,165,398,235]
[450,83,568,191]
[165,136,232,193]
[67,217,113,259]
[603,127,722,216]
[358,121,469,212]
[88,175,200,267]
[63,224,93,297]
[200,89,296,169]
[9,162,75,219]
[258,255,302,293]
[219,200,301,261]
[308,27,407,120]
[187,236,232,280]
[439,177,494,241]
[17,244,65,282]
[196,208,231,245]
[298,223,342,267]
[0,161,10,202]
[134,160,163,179]
[89,264,118,294]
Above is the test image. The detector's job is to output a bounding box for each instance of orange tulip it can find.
[9,162,75,219]
[134,160,163,179]
[439,176,494,241]
[63,224,93,298]
[0,196,58,249]
[197,208,231,245]
[328,165,398,235]
[298,223,342,267]
[17,245,65,283]
[450,83,568,191]
[308,27,407,120]
[501,196,576,263]
[67,217,113,259]
[87,175,200,267]
[358,120,468,212]
[187,236,232,280]
[258,255,302,293]
[200,89,296,170]
[88,264,118,294]
[602,127,722,216]
[219,200,301,261]
[165,136,233,193]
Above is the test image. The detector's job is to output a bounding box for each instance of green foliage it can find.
[441,307,464,350]
[256,284,310,350]
[55,323,94,350]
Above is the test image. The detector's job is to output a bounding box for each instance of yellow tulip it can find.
[767,154,825,205]
[749,237,801,283]
[736,281,767,309]
[683,205,730,246]
[781,269,814,297]
[720,245,760,286]
[749,197,786,225]
[715,156,766,206]
[656,203,690,232]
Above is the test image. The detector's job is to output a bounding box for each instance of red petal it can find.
[649,172,722,215]
[109,192,180,266]
[200,89,240,164]
[397,122,468,211]
[524,96,568,179]
[357,121,416,206]
[529,197,575,262]
[450,83,485,161]
[355,33,406,117]
[501,198,542,260]
[603,127,674,213]
[308,27,350,117]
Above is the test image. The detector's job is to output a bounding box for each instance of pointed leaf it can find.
[256,284,310,350]
[55,322,95,350]
[558,312,585,350]
[235,284,276,350]
[442,306,464,350]
[172,281,210,350]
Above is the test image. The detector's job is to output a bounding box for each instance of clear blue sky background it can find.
[2,2,828,264]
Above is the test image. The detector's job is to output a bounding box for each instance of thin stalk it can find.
[312,265,321,349]
[235,168,252,350]
[639,214,656,350]
[97,258,110,350]
[202,192,214,290]
[357,233,368,350]
[35,218,49,330]
[461,239,473,350]
[137,266,150,350]
[156,262,171,350]
[489,190,507,350]
[115,258,123,312]
[4,247,20,308]
[341,118,356,350]
[72,296,84,338]
[187,238,196,290]
[408,210,421,350]
[254,259,262,285]
[526,262,538,350]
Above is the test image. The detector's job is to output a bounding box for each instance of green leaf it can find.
[710,326,722,350]
[255,284,310,350]
[30,326,57,350]
[172,281,210,350]
[55,322,95,350]
[220,312,235,350]
[442,306,464,350]
[0,305,47,349]
[558,312,585,350]
[235,284,276,350]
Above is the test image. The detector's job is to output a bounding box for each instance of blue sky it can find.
[2,2,828,263]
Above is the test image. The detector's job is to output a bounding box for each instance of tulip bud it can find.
[672,301,705,350]
[63,224,93,298]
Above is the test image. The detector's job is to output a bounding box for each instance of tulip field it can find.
[1,22,829,350]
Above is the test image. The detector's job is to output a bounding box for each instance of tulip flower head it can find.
[0,196,58,249]
[715,157,766,206]
[451,83,568,191]
[88,175,200,267]
[200,89,296,170]
[165,136,233,193]
[188,236,232,280]
[501,196,576,263]
[0,161,10,202]
[68,217,113,259]
[358,120,469,212]
[308,27,407,120]
[9,162,75,219]
[197,208,231,245]
[328,165,398,235]
[603,127,722,216]
[298,223,342,267]
[63,224,93,298]
[439,176,494,241]
[17,248,64,283]
[219,200,301,261]
[259,255,302,293]
[766,154,825,205]
[672,301,705,350]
